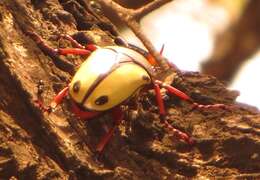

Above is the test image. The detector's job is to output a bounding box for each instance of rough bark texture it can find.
[0,1,259,179]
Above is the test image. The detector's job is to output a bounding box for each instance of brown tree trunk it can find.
[0,1,259,179]
[201,0,260,83]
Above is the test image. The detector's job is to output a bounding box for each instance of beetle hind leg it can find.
[160,119,194,144]
[153,83,194,144]
[96,107,124,153]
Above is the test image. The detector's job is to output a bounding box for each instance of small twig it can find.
[96,0,174,71]
[126,20,169,71]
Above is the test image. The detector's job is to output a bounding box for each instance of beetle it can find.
[28,31,228,153]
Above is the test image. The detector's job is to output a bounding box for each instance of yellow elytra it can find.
[69,46,153,111]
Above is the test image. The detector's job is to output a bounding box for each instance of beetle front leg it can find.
[34,100,52,113]
[50,86,69,109]
[71,102,101,119]
[96,106,123,153]
[35,86,69,113]
[154,83,194,144]
[26,31,91,57]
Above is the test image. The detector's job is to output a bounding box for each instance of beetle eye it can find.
[73,81,80,93]
[95,96,108,105]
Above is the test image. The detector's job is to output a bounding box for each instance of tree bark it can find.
[0,0,259,179]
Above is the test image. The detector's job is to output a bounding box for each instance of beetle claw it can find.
[50,101,58,109]
[34,100,52,114]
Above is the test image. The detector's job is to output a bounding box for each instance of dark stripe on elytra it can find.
[80,48,153,107]
[80,65,119,106]
[105,47,154,77]
[80,50,128,106]
[124,53,154,77]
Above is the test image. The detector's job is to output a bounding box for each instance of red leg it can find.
[26,31,91,57]
[58,48,91,56]
[58,34,98,51]
[50,86,69,109]
[162,120,194,144]
[58,34,85,49]
[154,84,166,116]
[155,80,191,101]
[51,87,100,119]
[155,80,230,110]
[96,106,123,153]
[34,86,69,113]
[153,83,194,144]
[34,100,52,113]
[71,102,100,119]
